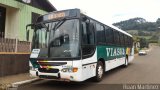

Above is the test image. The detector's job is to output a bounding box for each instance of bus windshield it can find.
[32,19,80,59]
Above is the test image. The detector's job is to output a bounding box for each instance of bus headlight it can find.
[61,68,68,72]
[61,67,78,73]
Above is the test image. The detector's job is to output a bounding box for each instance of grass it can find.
[138,36,152,39]
[126,30,152,40]
[126,30,152,35]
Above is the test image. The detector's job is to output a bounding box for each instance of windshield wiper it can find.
[52,18,66,31]
[55,20,66,30]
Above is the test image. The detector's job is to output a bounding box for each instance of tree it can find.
[113,17,157,31]
[156,18,160,25]
[140,38,149,48]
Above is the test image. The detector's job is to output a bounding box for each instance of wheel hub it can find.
[98,65,103,78]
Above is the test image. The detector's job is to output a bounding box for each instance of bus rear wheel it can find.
[94,61,104,82]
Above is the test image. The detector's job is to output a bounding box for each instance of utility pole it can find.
[158,27,160,46]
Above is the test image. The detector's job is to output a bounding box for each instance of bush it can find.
[134,48,139,54]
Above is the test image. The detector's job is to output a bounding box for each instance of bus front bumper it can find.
[29,69,83,82]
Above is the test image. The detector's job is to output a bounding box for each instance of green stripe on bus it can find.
[97,46,126,61]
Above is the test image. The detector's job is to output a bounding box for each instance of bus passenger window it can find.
[96,24,105,45]
[81,21,95,58]
[82,22,95,45]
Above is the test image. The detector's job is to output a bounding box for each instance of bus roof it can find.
[108,24,133,37]
[37,9,132,38]
[80,10,132,38]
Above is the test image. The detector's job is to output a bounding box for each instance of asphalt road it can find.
[18,46,160,90]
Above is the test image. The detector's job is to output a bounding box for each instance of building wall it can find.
[0,0,55,77]
[0,54,30,77]
[0,0,48,41]
[5,6,19,39]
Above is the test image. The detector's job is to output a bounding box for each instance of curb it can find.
[8,78,40,89]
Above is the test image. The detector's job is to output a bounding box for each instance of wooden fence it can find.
[0,37,31,77]
[0,38,31,53]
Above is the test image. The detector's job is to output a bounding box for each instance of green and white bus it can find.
[27,9,134,82]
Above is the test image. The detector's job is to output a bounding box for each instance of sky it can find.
[49,0,160,24]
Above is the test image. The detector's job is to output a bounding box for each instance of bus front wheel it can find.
[94,61,104,82]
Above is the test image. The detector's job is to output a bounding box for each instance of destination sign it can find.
[48,12,66,20]
[38,9,81,22]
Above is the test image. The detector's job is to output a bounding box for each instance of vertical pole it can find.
[29,41,32,52]
[15,38,18,53]
[158,36,160,46]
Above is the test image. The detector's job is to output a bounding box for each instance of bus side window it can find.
[125,36,128,47]
[106,27,114,45]
[96,23,105,45]
[81,21,95,59]
[82,22,95,45]
[114,30,118,45]
[82,22,88,44]
[121,34,125,46]
[119,32,122,46]
[88,23,95,44]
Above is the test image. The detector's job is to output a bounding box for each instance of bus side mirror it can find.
[82,16,87,22]
[26,29,30,41]
[26,24,34,41]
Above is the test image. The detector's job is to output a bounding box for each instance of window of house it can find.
[0,6,6,38]
[32,12,41,24]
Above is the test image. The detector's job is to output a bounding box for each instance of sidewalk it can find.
[0,73,37,89]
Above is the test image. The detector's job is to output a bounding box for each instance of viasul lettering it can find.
[106,48,125,57]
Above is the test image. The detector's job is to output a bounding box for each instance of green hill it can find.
[113,17,160,42]
[113,17,159,31]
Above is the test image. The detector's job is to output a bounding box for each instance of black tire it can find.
[93,61,104,82]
